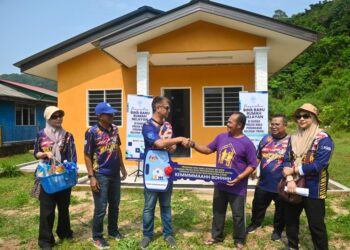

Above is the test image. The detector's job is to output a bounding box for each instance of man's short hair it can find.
[232,111,246,130]
[151,96,171,113]
[271,114,288,125]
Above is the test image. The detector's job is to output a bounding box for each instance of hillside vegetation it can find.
[270,0,350,130]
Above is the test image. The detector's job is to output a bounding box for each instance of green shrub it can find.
[0,162,22,177]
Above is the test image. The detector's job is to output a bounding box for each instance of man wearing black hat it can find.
[84,102,128,249]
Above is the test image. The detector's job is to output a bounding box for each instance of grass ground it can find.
[0,131,349,250]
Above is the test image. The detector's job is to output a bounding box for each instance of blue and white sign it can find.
[143,149,172,192]
[126,95,153,159]
[239,91,268,148]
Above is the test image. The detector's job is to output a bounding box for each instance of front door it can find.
[163,88,191,157]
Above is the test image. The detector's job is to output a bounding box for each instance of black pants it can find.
[285,198,328,250]
[212,187,246,244]
[250,186,285,233]
[38,187,73,248]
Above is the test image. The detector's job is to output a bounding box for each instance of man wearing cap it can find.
[84,102,128,249]
[283,103,334,250]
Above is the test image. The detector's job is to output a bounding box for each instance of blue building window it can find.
[16,104,35,126]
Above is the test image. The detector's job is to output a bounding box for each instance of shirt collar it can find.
[97,122,114,133]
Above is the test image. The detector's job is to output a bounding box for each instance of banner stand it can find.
[128,160,143,182]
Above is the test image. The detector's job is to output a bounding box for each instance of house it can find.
[14,0,317,165]
[0,79,56,155]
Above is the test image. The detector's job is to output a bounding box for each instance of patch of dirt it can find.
[329,199,349,216]
[191,189,213,201]
[0,207,35,217]
[329,237,350,250]
[0,238,21,250]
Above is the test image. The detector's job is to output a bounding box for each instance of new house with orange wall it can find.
[15,0,317,166]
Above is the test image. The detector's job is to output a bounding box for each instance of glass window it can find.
[87,89,122,126]
[15,104,35,126]
[204,87,242,126]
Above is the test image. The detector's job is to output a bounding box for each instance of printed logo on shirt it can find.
[218,144,236,168]
[147,132,156,140]
[321,146,332,151]
[159,122,173,139]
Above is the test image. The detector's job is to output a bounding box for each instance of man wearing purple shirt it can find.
[190,112,257,249]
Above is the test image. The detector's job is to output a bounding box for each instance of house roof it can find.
[15,0,318,80]
[0,79,57,103]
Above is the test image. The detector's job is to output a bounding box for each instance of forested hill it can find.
[270,0,350,130]
[0,73,57,91]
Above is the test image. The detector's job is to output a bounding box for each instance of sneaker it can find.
[164,236,176,248]
[139,237,151,249]
[109,230,123,240]
[271,231,282,241]
[246,224,261,234]
[92,238,110,249]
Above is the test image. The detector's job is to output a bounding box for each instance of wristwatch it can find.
[88,175,94,179]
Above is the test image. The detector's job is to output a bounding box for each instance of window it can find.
[204,87,242,126]
[88,89,122,126]
[16,104,35,126]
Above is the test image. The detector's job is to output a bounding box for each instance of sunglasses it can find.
[296,114,311,120]
[161,106,171,111]
[50,114,64,120]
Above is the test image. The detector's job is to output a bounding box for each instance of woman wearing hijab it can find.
[283,103,334,250]
[34,106,77,250]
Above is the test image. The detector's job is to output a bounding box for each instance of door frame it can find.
[161,87,192,158]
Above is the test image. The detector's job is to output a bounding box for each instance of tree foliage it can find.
[270,0,350,130]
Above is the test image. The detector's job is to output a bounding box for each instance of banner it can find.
[170,162,238,183]
[143,149,239,192]
[126,95,153,159]
[239,92,268,148]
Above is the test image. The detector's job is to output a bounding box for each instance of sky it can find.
[0,0,320,74]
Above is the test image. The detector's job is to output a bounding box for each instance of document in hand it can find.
[284,186,309,197]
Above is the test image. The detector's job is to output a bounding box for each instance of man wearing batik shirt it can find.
[84,102,128,250]
[139,96,190,249]
[246,114,291,241]
[190,112,257,250]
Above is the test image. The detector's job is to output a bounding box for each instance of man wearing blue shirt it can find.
[84,102,128,249]
[247,114,291,241]
[139,96,190,249]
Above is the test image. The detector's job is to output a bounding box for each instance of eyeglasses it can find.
[161,106,171,111]
[296,114,311,120]
[270,123,282,127]
[50,114,64,120]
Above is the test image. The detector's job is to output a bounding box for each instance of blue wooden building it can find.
[0,79,57,148]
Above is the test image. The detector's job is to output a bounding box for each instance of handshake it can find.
[179,137,195,149]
